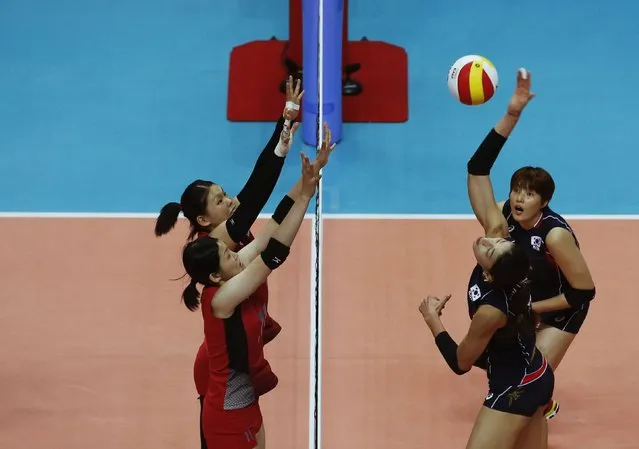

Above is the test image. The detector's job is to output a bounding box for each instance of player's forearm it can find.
[531,294,571,314]
[251,194,297,252]
[287,177,304,200]
[428,323,471,375]
[494,112,520,139]
[235,117,287,206]
[271,195,311,247]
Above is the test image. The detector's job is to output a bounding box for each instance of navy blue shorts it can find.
[539,302,589,334]
[483,355,555,417]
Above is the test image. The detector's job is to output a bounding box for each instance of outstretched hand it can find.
[299,152,321,199]
[312,122,337,174]
[507,68,536,117]
[283,76,304,121]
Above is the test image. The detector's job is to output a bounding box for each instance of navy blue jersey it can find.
[467,264,537,387]
[502,201,578,302]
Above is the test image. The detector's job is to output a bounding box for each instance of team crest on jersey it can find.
[530,235,542,251]
[469,284,481,302]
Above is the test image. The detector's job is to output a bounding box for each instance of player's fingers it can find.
[517,67,529,88]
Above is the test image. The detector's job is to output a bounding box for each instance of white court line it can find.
[0,212,638,220]
[323,213,639,220]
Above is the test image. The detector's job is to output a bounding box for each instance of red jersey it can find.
[193,230,268,396]
[200,281,274,410]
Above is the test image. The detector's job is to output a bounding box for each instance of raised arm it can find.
[237,122,337,267]
[419,295,506,375]
[212,77,304,249]
[467,68,535,238]
[211,152,321,318]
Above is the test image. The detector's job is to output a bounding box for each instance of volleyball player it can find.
[155,76,304,447]
[466,68,596,420]
[419,71,556,444]
[180,135,334,449]
[420,247,553,448]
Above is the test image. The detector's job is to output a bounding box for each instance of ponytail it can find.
[508,277,536,336]
[182,279,201,311]
[489,244,536,337]
[155,202,182,237]
[180,236,222,312]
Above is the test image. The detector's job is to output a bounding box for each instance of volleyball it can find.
[447,55,499,105]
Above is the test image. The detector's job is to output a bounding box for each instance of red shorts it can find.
[202,402,263,449]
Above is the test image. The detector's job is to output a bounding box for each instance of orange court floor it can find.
[0,216,636,449]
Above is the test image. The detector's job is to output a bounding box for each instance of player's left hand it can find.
[507,68,536,117]
[283,76,304,121]
[419,294,452,321]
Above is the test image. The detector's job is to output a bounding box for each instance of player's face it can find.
[203,184,238,228]
[215,240,244,281]
[473,237,515,271]
[509,186,547,224]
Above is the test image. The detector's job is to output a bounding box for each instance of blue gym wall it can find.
[0,0,635,214]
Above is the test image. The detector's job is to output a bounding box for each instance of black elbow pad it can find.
[467,128,507,175]
[225,214,251,244]
[260,238,290,270]
[434,331,469,376]
[564,286,596,308]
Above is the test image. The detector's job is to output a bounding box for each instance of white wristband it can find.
[275,121,295,157]
[274,140,286,157]
[285,101,300,111]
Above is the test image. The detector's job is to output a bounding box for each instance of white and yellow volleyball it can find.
[447,55,499,105]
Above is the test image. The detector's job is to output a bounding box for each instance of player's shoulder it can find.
[468,266,504,306]
[541,206,574,234]
[202,285,220,303]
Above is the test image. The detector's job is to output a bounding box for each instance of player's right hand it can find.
[312,122,337,174]
[283,76,304,121]
[299,152,320,199]
[419,294,452,320]
[507,68,536,117]
[278,121,300,156]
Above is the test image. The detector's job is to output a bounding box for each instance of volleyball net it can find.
[305,1,343,449]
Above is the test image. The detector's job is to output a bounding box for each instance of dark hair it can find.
[510,166,555,204]
[180,237,222,311]
[155,180,215,240]
[488,244,536,336]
